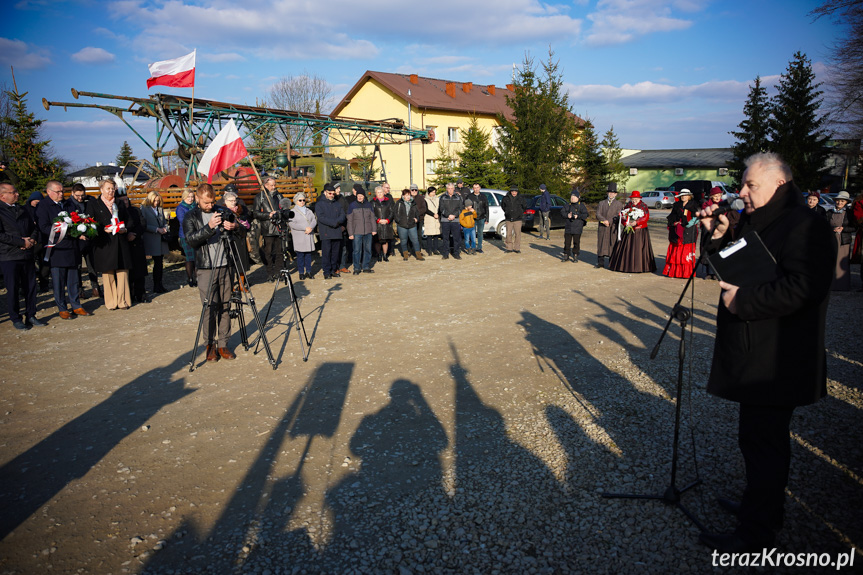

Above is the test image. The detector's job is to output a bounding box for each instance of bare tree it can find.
[266,72,336,151]
[0,81,13,158]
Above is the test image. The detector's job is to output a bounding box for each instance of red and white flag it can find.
[197,120,248,183]
[147,50,196,89]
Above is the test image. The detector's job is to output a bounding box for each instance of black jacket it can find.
[372,197,396,240]
[501,193,526,222]
[394,199,419,229]
[0,201,37,262]
[437,192,463,220]
[86,199,133,272]
[464,191,489,220]
[182,206,226,269]
[562,201,589,234]
[35,198,80,268]
[252,189,284,237]
[705,182,835,406]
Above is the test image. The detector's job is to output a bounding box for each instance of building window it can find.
[426,160,436,175]
[448,127,459,143]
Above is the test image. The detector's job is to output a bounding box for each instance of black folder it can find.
[707,231,778,287]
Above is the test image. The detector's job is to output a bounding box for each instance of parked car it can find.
[522,194,569,231]
[479,189,509,238]
[641,190,676,209]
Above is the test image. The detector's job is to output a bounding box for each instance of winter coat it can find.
[0,200,37,262]
[424,194,441,235]
[347,200,376,236]
[459,208,477,229]
[125,204,148,280]
[464,191,489,220]
[437,192,464,220]
[666,199,699,244]
[501,193,526,222]
[289,205,318,253]
[252,189,284,237]
[414,194,428,221]
[35,198,80,268]
[704,182,835,407]
[562,201,589,234]
[829,208,854,246]
[87,198,133,272]
[315,195,347,240]
[394,199,419,229]
[538,190,552,212]
[621,200,650,229]
[176,200,195,239]
[182,207,230,269]
[372,196,396,240]
[142,206,170,257]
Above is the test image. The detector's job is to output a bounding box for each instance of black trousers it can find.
[261,235,284,278]
[736,403,795,545]
[440,220,462,255]
[321,238,341,275]
[564,233,582,257]
[0,259,37,322]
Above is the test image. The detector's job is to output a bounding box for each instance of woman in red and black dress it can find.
[609,191,656,273]
[662,189,699,278]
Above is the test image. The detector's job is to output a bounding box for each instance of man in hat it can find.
[537,184,552,240]
[595,183,623,268]
[316,183,347,279]
[500,185,526,253]
[332,181,352,273]
[697,152,834,553]
[252,175,285,282]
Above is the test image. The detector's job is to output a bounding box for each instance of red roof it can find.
[331,71,516,121]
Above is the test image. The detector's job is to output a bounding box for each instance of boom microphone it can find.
[279,197,292,210]
[709,198,744,216]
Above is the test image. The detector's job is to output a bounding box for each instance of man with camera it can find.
[252,176,284,282]
[696,152,834,552]
[183,184,239,362]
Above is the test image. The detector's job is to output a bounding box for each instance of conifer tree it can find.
[572,120,606,202]
[457,117,506,189]
[601,126,629,191]
[428,143,458,188]
[770,52,831,190]
[728,76,771,186]
[115,141,136,167]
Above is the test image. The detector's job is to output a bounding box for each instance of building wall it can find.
[332,78,502,190]
[626,168,735,192]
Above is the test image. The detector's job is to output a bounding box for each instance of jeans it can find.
[51,266,81,311]
[440,220,462,255]
[462,226,476,249]
[475,218,486,250]
[352,234,373,270]
[397,226,421,254]
[296,251,312,275]
[340,234,352,269]
[539,211,551,238]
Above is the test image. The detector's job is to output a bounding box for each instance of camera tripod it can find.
[257,225,310,362]
[189,229,276,371]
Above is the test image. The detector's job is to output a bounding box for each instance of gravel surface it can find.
[1,222,861,574]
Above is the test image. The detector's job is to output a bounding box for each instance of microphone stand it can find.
[602,238,706,533]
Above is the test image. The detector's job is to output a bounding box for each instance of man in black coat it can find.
[465,183,489,253]
[252,176,284,282]
[66,183,100,298]
[500,185,526,253]
[437,182,464,260]
[0,183,43,330]
[697,152,835,552]
[316,184,347,279]
[35,180,89,319]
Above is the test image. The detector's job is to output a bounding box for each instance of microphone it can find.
[708,198,744,216]
[279,198,292,210]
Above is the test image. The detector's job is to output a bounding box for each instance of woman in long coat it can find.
[372,186,395,262]
[141,191,170,293]
[289,192,318,279]
[423,186,441,255]
[86,179,133,310]
[662,189,699,278]
[830,191,854,291]
[609,191,656,273]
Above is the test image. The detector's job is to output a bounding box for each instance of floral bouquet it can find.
[52,211,99,240]
[619,206,645,237]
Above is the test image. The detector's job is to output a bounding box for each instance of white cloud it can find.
[202,52,246,63]
[71,47,116,64]
[567,76,781,105]
[583,0,705,46]
[0,37,51,69]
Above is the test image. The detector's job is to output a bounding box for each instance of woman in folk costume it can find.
[829,191,854,291]
[609,191,656,273]
[662,189,699,278]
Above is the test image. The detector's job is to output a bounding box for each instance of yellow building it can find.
[331,71,515,190]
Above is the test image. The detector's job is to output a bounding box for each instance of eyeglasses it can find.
[295,199,305,202]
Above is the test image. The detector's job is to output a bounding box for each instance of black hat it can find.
[571,190,581,199]
[352,183,364,194]
[223,183,238,194]
[539,184,547,191]
[607,182,618,193]
[509,185,518,192]
[331,181,341,189]
[323,183,336,192]
[457,177,464,184]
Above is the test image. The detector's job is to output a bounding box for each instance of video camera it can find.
[213,205,236,224]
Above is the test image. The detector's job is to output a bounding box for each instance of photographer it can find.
[183,183,239,363]
[219,187,252,289]
[696,153,835,553]
[252,176,284,282]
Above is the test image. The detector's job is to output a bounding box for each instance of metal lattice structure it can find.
[43,89,433,177]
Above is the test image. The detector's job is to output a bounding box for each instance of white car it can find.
[479,188,510,238]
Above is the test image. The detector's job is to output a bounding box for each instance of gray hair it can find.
[223,191,238,203]
[374,185,383,194]
[744,152,792,181]
[263,176,276,185]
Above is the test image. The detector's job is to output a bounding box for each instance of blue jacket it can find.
[35,197,80,268]
[315,196,346,240]
[539,190,552,212]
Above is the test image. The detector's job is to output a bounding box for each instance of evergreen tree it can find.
[351,144,379,181]
[728,76,771,186]
[115,140,136,167]
[457,117,507,189]
[572,120,606,202]
[428,142,458,188]
[310,100,325,154]
[2,81,64,195]
[497,49,579,194]
[601,125,629,192]
[241,100,279,171]
[770,52,831,190]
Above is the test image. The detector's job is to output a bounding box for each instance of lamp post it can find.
[408,89,413,186]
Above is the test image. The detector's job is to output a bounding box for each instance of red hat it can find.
[710,187,723,196]
[629,191,641,199]
[807,190,821,199]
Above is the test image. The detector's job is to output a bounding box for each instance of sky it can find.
[0,0,844,172]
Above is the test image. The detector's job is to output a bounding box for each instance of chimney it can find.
[445,82,456,98]
[410,74,418,84]
[462,82,472,94]
[488,85,496,95]
[506,84,515,92]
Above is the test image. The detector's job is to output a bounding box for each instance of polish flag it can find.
[147,50,196,89]
[197,120,248,183]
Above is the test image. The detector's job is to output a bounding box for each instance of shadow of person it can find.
[141,362,353,574]
[0,354,196,540]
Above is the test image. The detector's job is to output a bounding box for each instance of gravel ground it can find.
[1,221,861,575]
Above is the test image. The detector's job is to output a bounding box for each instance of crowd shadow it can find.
[0,354,196,540]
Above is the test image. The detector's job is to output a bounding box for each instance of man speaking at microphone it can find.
[696,152,834,553]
